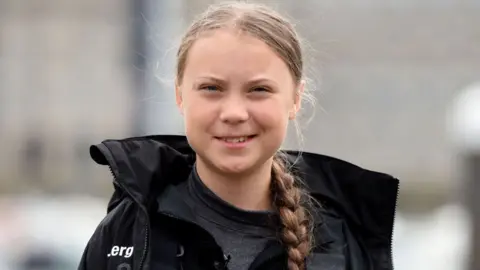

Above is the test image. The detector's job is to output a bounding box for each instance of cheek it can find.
[253,100,290,135]
[182,96,215,132]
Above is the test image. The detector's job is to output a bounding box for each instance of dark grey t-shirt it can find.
[178,168,278,270]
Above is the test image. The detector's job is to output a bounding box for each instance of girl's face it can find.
[176,29,302,175]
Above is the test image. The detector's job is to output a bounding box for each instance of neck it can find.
[195,157,273,211]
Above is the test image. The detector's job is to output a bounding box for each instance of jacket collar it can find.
[90,134,399,240]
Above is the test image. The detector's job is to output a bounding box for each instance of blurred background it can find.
[0,0,479,269]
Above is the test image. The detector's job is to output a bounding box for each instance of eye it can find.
[251,86,270,92]
[200,85,220,92]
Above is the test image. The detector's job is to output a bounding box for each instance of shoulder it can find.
[286,151,398,269]
[90,196,137,242]
[285,151,399,241]
[79,197,138,269]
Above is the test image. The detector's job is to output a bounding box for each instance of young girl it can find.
[79,2,399,270]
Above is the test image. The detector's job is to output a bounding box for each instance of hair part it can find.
[177,1,302,84]
[176,2,316,269]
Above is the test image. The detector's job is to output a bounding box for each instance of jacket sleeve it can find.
[78,210,115,270]
[78,188,127,270]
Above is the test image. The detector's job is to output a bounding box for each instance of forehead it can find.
[183,29,294,85]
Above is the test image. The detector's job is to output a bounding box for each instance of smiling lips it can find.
[215,135,257,148]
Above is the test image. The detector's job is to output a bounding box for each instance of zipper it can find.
[138,223,149,270]
[389,179,400,270]
[107,165,150,270]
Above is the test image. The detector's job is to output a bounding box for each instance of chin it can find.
[215,161,254,175]
[211,155,260,176]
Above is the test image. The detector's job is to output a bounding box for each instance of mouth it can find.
[214,135,257,144]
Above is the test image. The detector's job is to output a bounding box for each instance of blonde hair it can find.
[176,2,315,269]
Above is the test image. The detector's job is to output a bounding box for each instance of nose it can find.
[219,94,249,124]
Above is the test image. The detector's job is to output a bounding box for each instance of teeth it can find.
[223,137,247,143]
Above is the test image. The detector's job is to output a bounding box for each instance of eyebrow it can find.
[195,75,278,87]
[196,75,226,85]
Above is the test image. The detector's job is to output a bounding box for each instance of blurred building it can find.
[0,0,134,195]
[0,0,479,207]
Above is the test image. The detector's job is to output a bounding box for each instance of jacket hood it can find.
[90,134,399,241]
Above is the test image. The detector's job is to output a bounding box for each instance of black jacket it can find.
[78,135,399,270]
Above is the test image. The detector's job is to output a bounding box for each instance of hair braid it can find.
[271,153,313,270]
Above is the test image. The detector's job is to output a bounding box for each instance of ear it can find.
[289,80,305,120]
[175,80,184,115]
